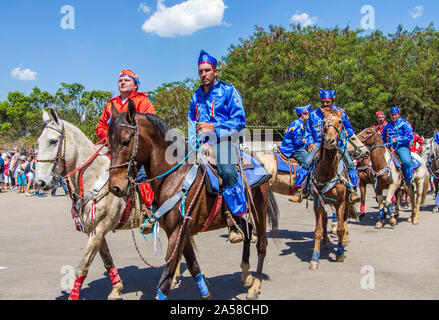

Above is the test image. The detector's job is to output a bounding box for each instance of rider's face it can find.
[301,112,310,122]
[198,63,218,88]
[118,77,137,95]
[376,115,386,124]
[391,113,400,123]
[321,99,333,111]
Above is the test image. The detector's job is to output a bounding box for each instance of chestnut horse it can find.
[357,127,429,228]
[308,109,356,270]
[107,101,279,300]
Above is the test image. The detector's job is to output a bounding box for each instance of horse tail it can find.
[421,171,430,206]
[267,187,280,240]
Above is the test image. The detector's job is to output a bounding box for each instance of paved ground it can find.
[0,186,438,300]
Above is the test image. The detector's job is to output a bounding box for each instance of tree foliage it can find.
[1,24,438,149]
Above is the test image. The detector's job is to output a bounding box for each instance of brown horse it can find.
[309,108,356,270]
[357,127,393,226]
[107,100,279,300]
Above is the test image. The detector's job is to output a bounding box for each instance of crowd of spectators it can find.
[0,147,68,197]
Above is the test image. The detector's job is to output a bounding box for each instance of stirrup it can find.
[228,226,244,244]
[289,191,303,203]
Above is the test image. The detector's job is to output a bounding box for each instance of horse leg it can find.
[381,183,398,229]
[412,182,421,225]
[322,210,329,250]
[171,255,182,290]
[309,204,324,270]
[156,227,185,300]
[98,238,123,300]
[181,240,211,300]
[69,230,106,300]
[331,212,337,234]
[335,202,347,262]
[240,231,254,289]
[359,181,366,220]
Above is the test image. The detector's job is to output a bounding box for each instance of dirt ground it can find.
[0,186,438,300]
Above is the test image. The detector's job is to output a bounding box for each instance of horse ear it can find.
[49,107,61,125]
[337,109,345,119]
[126,98,136,124]
[42,110,51,124]
[111,101,119,117]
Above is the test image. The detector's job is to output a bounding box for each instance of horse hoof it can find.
[375,221,383,229]
[107,281,123,300]
[242,274,254,288]
[171,276,181,290]
[389,218,397,227]
[336,255,345,263]
[200,292,212,300]
[309,261,319,270]
[246,289,259,300]
[412,218,419,225]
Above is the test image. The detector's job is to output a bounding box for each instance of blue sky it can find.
[0,0,438,101]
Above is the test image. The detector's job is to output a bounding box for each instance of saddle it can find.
[275,148,302,174]
[200,150,271,195]
[391,152,422,170]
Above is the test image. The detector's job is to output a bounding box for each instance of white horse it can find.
[35,108,143,300]
[378,149,430,228]
[422,137,439,214]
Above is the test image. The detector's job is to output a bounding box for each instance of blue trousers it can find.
[52,177,68,195]
[293,149,317,170]
[215,140,238,187]
[396,146,413,183]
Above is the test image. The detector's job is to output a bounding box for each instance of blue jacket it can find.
[305,106,355,148]
[434,130,439,146]
[188,80,246,140]
[381,117,413,149]
[280,118,307,158]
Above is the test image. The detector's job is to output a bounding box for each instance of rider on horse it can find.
[279,105,315,203]
[96,69,155,226]
[302,88,360,203]
[373,111,387,134]
[410,128,423,155]
[188,50,249,244]
[381,107,414,186]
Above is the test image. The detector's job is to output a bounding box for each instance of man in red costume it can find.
[97,69,154,209]
[373,110,387,134]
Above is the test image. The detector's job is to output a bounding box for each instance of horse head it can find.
[35,108,66,190]
[421,138,433,162]
[357,127,382,149]
[347,134,370,159]
[321,108,345,150]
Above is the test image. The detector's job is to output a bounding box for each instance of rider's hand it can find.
[196,122,215,134]
[307,144,316,152]
[392,138,397,144]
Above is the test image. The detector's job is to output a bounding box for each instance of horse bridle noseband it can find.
[36,122,67,180]
[109,118,140,185]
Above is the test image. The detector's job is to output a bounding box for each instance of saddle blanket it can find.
[275,152,302,173]
[203,152,271,194]
[392,154,422,170]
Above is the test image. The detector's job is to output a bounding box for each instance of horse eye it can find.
[339,120,342,124]
[122,139,131,147]
[50,139,58,146]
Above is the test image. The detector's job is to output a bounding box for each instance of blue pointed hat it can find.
[198,50,218,68]
[390,107,400,114]
[295,105,312,116]
[320,88,336,100]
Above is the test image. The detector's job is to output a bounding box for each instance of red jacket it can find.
[373,121,387,134]
[410,132,423,153]
[96,91,155,141]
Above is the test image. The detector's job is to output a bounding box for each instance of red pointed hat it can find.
[119,69,140,84]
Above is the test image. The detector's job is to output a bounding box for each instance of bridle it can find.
[358,127,378,146]
[36,122,66,180]
[322,114,344,146]
[109,118,140,187]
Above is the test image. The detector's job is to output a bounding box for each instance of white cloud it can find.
[142,0,227,37]
[290,11,318,27]
[138,2,151,13]
[11,66,38,81]
[410,6,424,19]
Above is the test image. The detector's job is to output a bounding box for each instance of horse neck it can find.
[64,122,109,193]
[137,118,191,196]
[316,146,339,182]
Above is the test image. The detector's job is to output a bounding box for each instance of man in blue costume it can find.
[381,107,414,186]
[188,50,248,244]
[279,105,316,202]
[300,88,360,203]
